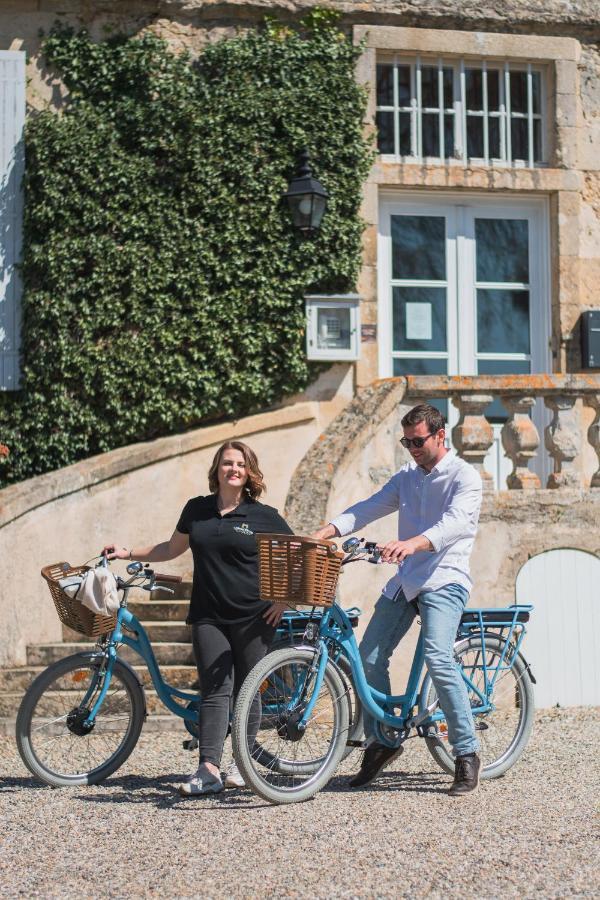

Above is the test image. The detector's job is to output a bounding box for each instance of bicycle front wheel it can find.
[419,635,535,779]
[16,652,146,787]
[269,639,363,759]
[232,647,349,804]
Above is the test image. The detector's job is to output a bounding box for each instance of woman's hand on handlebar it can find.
[101,543,130,561]
[263,601,287,627]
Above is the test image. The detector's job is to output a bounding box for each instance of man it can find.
[312,403,483,796]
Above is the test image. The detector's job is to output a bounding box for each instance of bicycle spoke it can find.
[426,637,532,776]
[244,655,343,791]
[27,661,136,778]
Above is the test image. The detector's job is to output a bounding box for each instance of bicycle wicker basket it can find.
[41,562,117,639]
[257,533,343,608]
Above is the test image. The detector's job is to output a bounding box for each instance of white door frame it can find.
[378,190,551,379]
[378,191,552,485]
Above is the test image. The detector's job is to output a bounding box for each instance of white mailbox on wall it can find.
[305,294,361,361]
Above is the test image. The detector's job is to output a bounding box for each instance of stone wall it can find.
[0,369,352,667]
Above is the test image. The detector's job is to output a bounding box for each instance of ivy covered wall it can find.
[0,15,371,487]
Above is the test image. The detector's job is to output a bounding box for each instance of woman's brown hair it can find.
[208,441,266,500]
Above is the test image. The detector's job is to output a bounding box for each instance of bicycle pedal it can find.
[346,740,368,749]
[182,738,199,751]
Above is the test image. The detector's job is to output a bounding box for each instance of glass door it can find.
[378,194,550,486]
[380,202,458,421]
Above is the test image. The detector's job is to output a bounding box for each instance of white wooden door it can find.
[516,549,600,707]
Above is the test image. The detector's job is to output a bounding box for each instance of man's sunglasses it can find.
[400,433,436,449]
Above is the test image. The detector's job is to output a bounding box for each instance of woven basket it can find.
[257,534,343,608]
[41,562,117,639]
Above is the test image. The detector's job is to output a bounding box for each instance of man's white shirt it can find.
[330,451,482,602]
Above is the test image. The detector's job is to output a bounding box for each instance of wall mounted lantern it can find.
[283,149,328,236]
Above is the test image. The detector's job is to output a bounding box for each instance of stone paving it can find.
[1,707,598,899]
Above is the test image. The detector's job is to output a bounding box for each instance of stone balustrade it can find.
[404,374,600,491]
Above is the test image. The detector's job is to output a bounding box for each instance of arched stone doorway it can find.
[515,548,600,708]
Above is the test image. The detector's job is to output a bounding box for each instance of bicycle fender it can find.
[518,652,537,684]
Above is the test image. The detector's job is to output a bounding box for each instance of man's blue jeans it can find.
[359,583,479,758]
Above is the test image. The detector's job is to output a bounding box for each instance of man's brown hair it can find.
[401,403,445,434]
[208,440,266,500]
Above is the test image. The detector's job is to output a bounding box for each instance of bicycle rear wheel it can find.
[16,652,146,787]
[419,634,535,779]
[232,647,349,804]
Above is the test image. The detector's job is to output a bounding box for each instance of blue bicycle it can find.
[16,560,364,787]
[231,537,536,804]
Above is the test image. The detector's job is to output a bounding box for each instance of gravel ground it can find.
[1,707,598,899]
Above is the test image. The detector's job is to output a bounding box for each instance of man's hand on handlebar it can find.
[378,535,434,564]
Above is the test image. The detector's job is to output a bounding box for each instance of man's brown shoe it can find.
[348,743,404,788]
[448,752,480,796]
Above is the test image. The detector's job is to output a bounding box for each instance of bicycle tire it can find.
[270,638,363,757]
[16,652,146,787]
[253,649,359,775]
[419,634,535,779]
[232,647,349,804]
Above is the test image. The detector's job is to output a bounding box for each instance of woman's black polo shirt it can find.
[176,495,293,625]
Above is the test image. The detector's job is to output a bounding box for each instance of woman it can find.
[103,440,292,796]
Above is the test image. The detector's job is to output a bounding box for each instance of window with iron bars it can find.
[376,58,544,167]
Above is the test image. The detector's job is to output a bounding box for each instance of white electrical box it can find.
[305,294,361,361]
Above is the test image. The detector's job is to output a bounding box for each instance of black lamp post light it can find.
[283,149,329,236]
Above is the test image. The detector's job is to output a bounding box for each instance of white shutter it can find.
[0,51,25,390]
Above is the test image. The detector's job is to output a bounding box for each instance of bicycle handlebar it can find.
[341,537,383,565]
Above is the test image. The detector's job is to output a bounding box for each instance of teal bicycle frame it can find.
[81,605,199,730]
[296,601,533,747]
[79,598,361,734]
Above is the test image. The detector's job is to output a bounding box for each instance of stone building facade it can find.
[0,2,599,706]
[2,1,599,482]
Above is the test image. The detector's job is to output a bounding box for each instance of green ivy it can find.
[0,17,372,486]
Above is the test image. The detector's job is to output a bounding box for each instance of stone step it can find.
[141,621,191,642]
[27,641,196,666]
[0,664,198,694]
[128,600,189,621]
[0,689,198,717]
[60,621,192,644]
[157,581,192,600]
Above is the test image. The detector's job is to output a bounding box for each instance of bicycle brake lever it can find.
[152,585,175,595]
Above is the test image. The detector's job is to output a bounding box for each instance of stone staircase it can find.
[0,583,198,736]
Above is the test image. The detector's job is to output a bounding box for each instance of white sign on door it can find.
[405,302,432,341]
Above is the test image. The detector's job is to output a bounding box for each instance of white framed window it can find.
[376,57,545,167]
[305,294,360,361]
